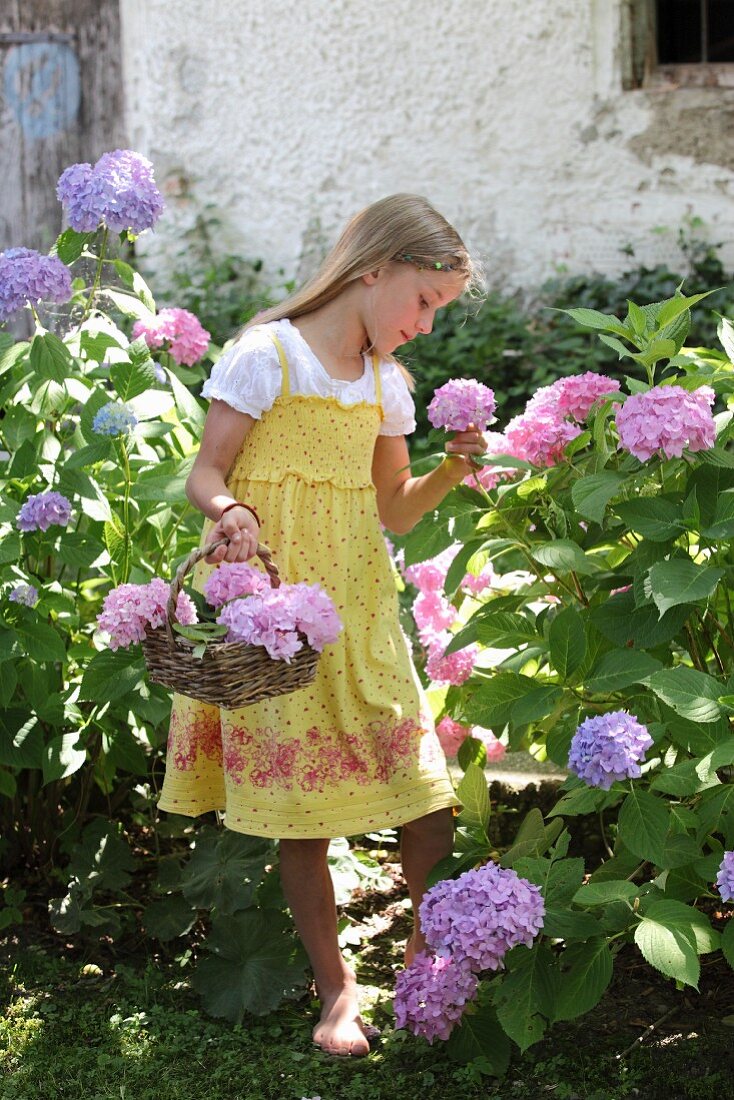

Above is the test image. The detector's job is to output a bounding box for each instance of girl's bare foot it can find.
[312,973,370,1057]
[404,929,427,966]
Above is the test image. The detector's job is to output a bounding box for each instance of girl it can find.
[159,194,487,1056]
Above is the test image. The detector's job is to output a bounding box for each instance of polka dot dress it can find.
[158,336,459,838]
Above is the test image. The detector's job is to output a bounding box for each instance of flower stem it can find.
[118,437,132,584]
[80,227,109,323]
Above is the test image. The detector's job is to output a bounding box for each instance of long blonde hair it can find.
[243,194,482,387]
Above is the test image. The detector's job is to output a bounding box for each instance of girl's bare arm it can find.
[372,429,487,535]
[185,399,261,563]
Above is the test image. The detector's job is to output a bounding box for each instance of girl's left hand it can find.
[444,423,488,478]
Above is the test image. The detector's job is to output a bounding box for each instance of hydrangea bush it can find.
[0,151,212,872]
[395,294,734,1070]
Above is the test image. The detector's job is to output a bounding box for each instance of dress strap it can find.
[267,331,291,396]
[371,354,382,406]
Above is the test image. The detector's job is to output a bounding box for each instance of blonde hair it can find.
[243,194,482,387]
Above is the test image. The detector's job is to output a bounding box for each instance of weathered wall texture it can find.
[119,0,734,291]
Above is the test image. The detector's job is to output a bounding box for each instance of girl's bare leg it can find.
[400,808,455,965]
[279,837,370,1056]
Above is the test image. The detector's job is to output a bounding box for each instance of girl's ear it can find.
[362,270,381,285]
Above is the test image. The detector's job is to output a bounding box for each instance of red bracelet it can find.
[219,500,261,527]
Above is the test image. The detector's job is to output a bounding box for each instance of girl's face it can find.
[363,263,466,355]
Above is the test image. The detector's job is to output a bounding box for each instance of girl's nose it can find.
[416,315,433,335]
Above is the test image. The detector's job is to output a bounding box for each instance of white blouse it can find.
[201,319,417,436]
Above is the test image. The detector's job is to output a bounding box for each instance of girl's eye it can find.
[419,297,429,308]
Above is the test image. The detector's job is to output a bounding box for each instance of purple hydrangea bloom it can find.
[615,385,716,462]
[419,862,545,973]
[57,150,164,235]
[568,710,653,789]
[92,401,138,436]
[0,248,73,321]
[427,379,496,432]
[393,951,478,1043]
[9,584,38,606]
[16,491,72,533]
[716,851,734,903]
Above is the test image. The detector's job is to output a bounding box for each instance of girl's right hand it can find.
[205,505,261,563]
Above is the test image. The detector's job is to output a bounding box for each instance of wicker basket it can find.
[141,538,319,708]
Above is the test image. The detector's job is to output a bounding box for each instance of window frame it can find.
[622,0,734,90]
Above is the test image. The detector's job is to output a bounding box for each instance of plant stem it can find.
[80,228,109,323]
[152,504,191,575]
[118,438,133,583]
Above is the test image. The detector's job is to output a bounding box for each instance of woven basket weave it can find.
[142,538,319,709]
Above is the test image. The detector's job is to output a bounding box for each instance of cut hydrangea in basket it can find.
[97,544,342,709]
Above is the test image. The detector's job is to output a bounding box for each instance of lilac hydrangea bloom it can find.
[393,951,478,1043]
[716,851,734,903]
[57,150,164,235]
[420,862,545,973]
[217,583,342,661]
[427,379,496,432]
[132,308,211,366]
[97,578,198,650]
[0,248,72,321]
[203,561,270,608]
[568,710,653,789]
[92,402,138,436]
[16,491,72,533]
[615,385,716,462]
[9,584,38,606]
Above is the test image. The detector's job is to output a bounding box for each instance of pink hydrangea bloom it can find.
[393,951,478,1043]
[435,716,471,756]
[133,308,211,366]
[216,583,341,661]
[427,379,496,432]
[403,545,459,593]
[504,409,582,467]
[425,636,477,686]
[420,862,545,973]
[615,385,715,462]
[460,565,494,596]
[413,590,456,637]
[203,562,270,608]
[556,372,621,422]
[97,577,197,650]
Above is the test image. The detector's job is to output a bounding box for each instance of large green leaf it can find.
[591,590,690,649]
[647,666,724,724]
[192,909,308,1021]
[464,673,538,728]
[617,789,669,865]
[445,611,539,655]
[494,944,557,1051]
[573,880,638,907]
[585,649,661,693]
[701,489,734,538]
[110,354,159,401]
[446,1002,511,1076]
[530,540,597,575]
[181,829,275,914]
[456,762,490,833]
[554,939,613,1021]
[402,509,457,566]
[646,560,724,617]
[42,732,87,784]
[722,918,734,971]
[29,332,73,384]
[68,818,137,891]
[542,909,601,941]
[14,619,66,664]
[560,307,630,335]
[614,498,685,542]
[571,472,623,524]
[633,900,717,988]
[79,649,146,704]
[548,607,586,680]
[513,855,585,906]
[0,712,43,768]
[143,895,197,941]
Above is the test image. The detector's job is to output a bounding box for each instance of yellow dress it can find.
[158,331,459,838]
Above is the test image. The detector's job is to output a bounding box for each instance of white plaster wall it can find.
[119,0,734,293]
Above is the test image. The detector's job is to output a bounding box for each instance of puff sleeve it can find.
[378,361,417,436]
[201,327,282,417]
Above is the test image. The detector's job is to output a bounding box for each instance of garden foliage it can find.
[395,292,734,1070]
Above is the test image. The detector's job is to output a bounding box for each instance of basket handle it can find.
[164,538,280,647]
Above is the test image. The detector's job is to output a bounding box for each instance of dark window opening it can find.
[656,0,734,63]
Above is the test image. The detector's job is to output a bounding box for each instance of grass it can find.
[2,940,733,1100]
